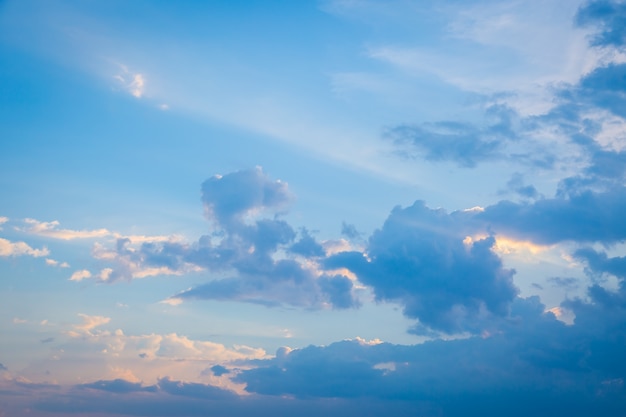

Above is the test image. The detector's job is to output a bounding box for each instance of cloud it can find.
[478,186,626,244]
[0,216,7,229]
[201,167,293,226]
[69,168,360,310]
[67,313,111,337]
[0,237,49,258]
[573,247,626,280]
[387,105,517,168]
[69,269,92,282]
[79,379,156,394]
[325,201,517,334]
[209,365,230,377]
[236,294,626,416]
[157,377,237,400]
[502,173,540,199]
[114,65,146,98]
[576,0,626,48]
[21,218,111,240]
[45,258,69,268]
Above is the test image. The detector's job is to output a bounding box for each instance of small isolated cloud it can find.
[66,313,111,337]
[114,65,146,98]
[0,237,49,258]
[40,337,55,344]
[0,216,8,229]
[69,269,92,282]
[21,219,110,240]
[46,258,69,268]
[0,362,7,371]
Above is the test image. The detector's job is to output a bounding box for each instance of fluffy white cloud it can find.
[69,269,92,282]
[0,237,49,258]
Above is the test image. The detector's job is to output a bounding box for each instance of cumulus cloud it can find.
[68,313,111,336]
[201,166,293,226]
[0,237,49,258]
[69,269,92,282]
[326,201,517,334]
[478,186,626,244]
[236,294,626,415]
[75,168,360,310]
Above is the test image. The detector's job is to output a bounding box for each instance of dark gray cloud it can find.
[0,362,7,371]
[326,201,518,334]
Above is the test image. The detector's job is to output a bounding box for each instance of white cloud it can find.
[22,218,110,240]
[0,216,8,230]
[66,313,111,337]
[46,258,70,268]
[69,269,92,282]
[114,65,146,98]
[0,238,49,258]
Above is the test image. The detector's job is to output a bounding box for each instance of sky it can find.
[1,0,626,415]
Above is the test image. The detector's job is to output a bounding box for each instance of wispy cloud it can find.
[114,64,146,98]
[21,219,110,240]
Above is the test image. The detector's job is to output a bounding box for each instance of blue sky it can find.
[1,0,626,415]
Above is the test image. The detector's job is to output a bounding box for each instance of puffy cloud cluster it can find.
[81,168,359,310]
[326,201,517,334]
[236,292,626,416]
